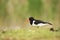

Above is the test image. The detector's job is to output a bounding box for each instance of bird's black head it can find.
[29,17,34,21]
[29,17,35,25]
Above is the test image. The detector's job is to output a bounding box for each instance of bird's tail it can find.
[47,23,52,25]
[45,22,52,25]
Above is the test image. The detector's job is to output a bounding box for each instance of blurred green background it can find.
[0,0,60,27]
[0,0,60,40]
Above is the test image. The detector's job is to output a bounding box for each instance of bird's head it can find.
[24,17,34,25]
[29,17,35,21]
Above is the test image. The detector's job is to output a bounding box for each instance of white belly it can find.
[32,23,48,26]
[32,21,48,27]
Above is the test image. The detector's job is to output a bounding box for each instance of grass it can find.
[0,0,60,40]
[0,27,60,40]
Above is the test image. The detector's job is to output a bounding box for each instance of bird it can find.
[29,17,58,32]
[29,17,52,26]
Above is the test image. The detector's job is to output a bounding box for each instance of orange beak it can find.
[24,18,29,24]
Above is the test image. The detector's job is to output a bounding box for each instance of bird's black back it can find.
[34,20,46,25]
[34,20,52,25]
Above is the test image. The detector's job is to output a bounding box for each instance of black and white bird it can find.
[29,17,52,26]
[29,17,58,31]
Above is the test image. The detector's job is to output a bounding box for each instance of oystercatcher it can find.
[29,17,52,26]
[29,17,58,31]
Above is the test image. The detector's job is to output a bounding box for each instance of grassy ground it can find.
[0,27,60,40]
[0,0,60,40]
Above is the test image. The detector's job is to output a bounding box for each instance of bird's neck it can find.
[30,20,33,25]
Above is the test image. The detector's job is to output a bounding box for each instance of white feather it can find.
[32,21,48,27]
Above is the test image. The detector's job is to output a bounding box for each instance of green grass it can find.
[0,27,60,40]
[0,0,60,40]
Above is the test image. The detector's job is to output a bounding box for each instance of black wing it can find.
[34,20,46,25]
[34,20,52,25]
